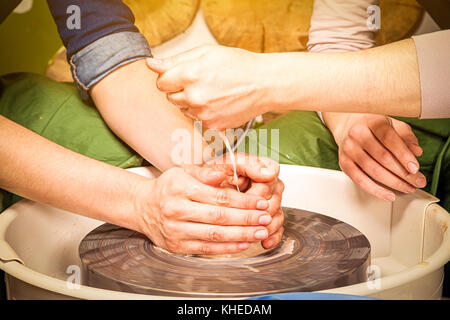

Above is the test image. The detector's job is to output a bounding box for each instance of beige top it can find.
[412,30,450,119]
[308,0,377,53]
[308,0,449,119]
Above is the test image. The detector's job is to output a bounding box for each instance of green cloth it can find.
[245,111,450,211]
[0,73,143,211]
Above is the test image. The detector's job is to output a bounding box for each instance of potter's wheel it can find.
[79,207,371,297]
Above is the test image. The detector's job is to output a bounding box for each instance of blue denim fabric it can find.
[69,31,152,100]
[47,0,140,57]
[47,0,153,100]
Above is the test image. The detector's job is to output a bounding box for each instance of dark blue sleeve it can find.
[47,0,140,57]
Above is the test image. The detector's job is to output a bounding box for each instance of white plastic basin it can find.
[0,165,449,300]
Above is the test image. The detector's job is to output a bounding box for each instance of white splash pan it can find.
[0,165,449,300]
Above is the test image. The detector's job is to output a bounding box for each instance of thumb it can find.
[183,165,227,186]
[146,57,175,74]
[236,153,280,183]
[211,153,280,183]
[146,46,210,74]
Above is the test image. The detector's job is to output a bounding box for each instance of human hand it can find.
[246,178,285,250]
[134,154,283,254]
[205,153,285,250]
[329,113,426,202]
[146,45,272,129]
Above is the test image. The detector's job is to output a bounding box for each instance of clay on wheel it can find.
[196,241,270,259]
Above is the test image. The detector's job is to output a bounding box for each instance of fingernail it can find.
[255,229,268,240]
[407,162,419,174]
[416,176,427,188]
[256,200,269,210]
[260,168,275,176]
[259,215,272,225]
[384,193,396,202]
[238,242,250,250]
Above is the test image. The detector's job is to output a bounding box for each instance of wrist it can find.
[108,172,153,234]
[324,113,361,147]
[261,52,312,112]
[130,177,159,236]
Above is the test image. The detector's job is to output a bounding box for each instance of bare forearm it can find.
[272,39,421,117]
[91,59,211,171]
[147,39,421,129]
[0,116,146,230]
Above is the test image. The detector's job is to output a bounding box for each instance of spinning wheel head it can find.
[79,208,370,297]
